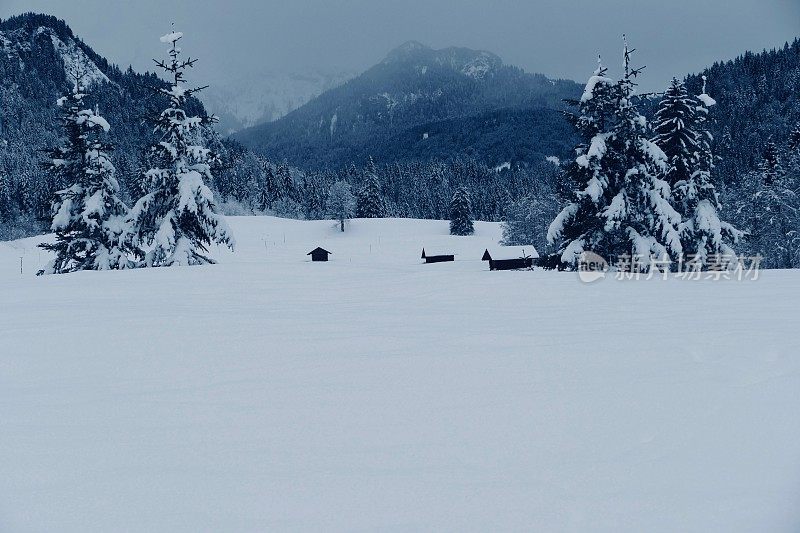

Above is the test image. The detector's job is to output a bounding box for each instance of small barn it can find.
[308,247,332,262]
[482,246,538,271]
[421,248,454,264]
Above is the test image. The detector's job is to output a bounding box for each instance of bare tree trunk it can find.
[340,218,345,232]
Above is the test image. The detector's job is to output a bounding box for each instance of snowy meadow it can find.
[2,216,799,532]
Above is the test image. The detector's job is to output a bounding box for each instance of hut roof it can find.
[307,247,331,255]
[482,245,539,260]
[421,247,455,258]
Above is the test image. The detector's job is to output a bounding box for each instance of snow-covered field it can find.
[1,216,799,532]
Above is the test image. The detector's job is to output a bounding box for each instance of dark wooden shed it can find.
[482,249,535,270]
[421,248,454,264]
[308,247,331,262]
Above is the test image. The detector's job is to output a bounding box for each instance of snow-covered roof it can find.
[421,247,454,258]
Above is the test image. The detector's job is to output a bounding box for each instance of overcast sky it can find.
[2,0,798,91]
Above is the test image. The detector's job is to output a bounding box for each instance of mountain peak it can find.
[383,41,502,80]
[384,40,432,62]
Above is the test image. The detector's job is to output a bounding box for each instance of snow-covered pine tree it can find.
[277,164,296,202]
[761,140,783,186]
[547,39,682,270]
[127,29,234,266]
[747,141,799,268]
[356,158,385,218]
[257,163,277,212]
[652,78,698,189]
[790,123,800,153]
[38,73,134,274]
[449,186,474,235]
[326,180,355,232]
[652,76,739,266]
[501,177,559,251]
[0,167,11,225]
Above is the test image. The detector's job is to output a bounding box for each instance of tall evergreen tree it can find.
[746,142,798,268]
[356,158,385,218]
[547,40,682,270]
[449,186,474,235]
[39,74,134,274]
[257,163,277,212]
[127,29,234,266]
[789,124,800,153]
[0,167,11,225]
[761,141,783,186]
[276,164,295,202]
[652,78,698,189]
[652,76,739,265]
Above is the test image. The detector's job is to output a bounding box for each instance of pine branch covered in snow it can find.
[127,29,234,266]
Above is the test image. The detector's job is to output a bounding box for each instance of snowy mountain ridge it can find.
[0,25,109,86]
[383,40,503,80]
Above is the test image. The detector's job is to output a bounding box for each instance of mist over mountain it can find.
[201,69,355,135]
[234,41,583,170]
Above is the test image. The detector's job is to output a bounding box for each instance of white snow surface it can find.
[1,216,800,532]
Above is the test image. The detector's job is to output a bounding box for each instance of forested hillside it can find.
[234,41,582,170]
[686,38,800,187]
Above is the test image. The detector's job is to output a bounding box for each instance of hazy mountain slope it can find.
[234,41,582,169]
[201,69,355,135]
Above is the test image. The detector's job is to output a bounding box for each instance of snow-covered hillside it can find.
[0,25,108,87]
[2,216,799,532]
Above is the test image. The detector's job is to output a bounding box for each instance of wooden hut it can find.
[308,247,332,262]
[421,248,454,264]
[482,247,537,271]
